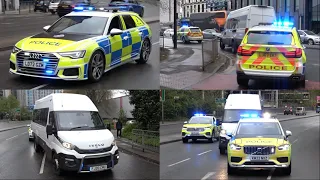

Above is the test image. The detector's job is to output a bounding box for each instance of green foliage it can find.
[122,123,138,138]
[118,108,127,123]
[20,106,32,121]
[0,95,20,120]
[63,90,112,105]
[129,90,160,131]
[122,124,159,147]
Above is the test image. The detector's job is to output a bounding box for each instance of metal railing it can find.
[130,129,159,153]
[201,37,219,71]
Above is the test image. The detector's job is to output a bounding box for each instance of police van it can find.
[31,93,119,175]
[218,93,263,154]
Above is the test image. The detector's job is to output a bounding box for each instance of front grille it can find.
[83,156,112,166]
[187,128,204,131]
[75,145,113,154]
[243,146,275,155]
[16,51,59,76]
[244,162,276,165]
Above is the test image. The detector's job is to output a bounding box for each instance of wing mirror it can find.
[110,28,123,36]
[46,124,53,135]
[183,121,188,124]
[285,130,292,137]
[43,25,50,31]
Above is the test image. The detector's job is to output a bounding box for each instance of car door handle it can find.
[123,36,128,40]
[138,32,143,36]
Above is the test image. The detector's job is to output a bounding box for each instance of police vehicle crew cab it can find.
[227,118,292,175]
[31,93,119,175]
[219,93,263,154]
[236,21,307,87]
[10,8,152,82]
[182,114,219,143]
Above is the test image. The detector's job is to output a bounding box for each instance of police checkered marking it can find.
[84,64,88,79]
[97,37,111,54]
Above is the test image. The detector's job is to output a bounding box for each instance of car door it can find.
[122,14,142,59]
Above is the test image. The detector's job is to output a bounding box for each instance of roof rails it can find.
[97,7,121,13]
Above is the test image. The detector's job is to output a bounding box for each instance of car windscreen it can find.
[296,107,303,110]
[223,109,262,123]
[236,122,282,136]
[188,116,212,124]
[247,31,293,45]
[55,111,106,131]
[304,30,316,35]
[190,28,201,32]
[110,0,126,3]
[47,16,108,35]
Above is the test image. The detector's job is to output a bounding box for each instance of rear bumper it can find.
[237,71,305,81]
[186,36,203,41]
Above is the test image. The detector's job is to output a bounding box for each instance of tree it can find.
[118,108,127,123]
[0,95,20,120]
[63,90,112,105]
[129,90,160,131]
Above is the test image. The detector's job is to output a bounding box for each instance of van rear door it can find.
[248,6,276,28]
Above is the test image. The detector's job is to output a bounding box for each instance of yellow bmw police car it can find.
[236,21,306,87]
[182,114,220,143]
[176,26,203,44]
[9,8,152,82]
[227,118,292,175]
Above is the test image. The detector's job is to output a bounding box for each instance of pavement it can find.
[160,115,320,180]
[160,36,320,90]
[0,0,160,89]
[160,111,320,144]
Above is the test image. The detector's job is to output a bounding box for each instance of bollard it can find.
[201,41,204,71]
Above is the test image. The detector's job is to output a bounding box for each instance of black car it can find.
[56,0,91,17]
[284,107,293,115]
[34,0,50,12]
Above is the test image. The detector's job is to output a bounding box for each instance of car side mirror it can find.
[285,130,292,137]
[110,28,123,36]
[46,124,53,135]
[43,25,50,31]
[184,121,188,124]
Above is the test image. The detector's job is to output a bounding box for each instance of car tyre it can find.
[34,138,41,153]
[88,51,105,82]
[227,163,236,175]
[136,38,151,64]
[182,36,186,44]
[220,39,225,50]
[219,148,226,155]
[231,41,237,54]
[308,39,314,45]
[182,138,188,143]
[237,75,249,87]
[283,162,291,175]
[53,153,65,176]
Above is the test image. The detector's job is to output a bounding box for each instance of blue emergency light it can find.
[273,21,294,27]
[194,113,204,116]
[240,114,258,118]
[73,6,95,11]
[42,58,49,62]
[181,24,189,27]
[46,70,53,74]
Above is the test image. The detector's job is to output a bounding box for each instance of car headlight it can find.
[59,139,75,150]
[12,46,21,54]
[58,50,86,59]
[278,144,290,151]
[229,143,241,150]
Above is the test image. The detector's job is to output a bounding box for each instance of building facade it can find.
[24,90,64,108]
[181,0,320,32]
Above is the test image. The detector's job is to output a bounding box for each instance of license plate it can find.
[191,132,199,135]
[258,52,277,58]
[23,61,45,69]
[62,5,68,8]
[249,155,269,161]
[90,165,108,172]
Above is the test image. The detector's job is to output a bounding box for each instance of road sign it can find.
[215,98,226,103]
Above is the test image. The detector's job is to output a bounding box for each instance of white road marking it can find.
[168,158,190,167]
[21,132,28,135]
[30,84,48,90]
[267,168,275,180]
[197,150,212,156]
[292,139,298,144]
[39,152,46,174]
[201,172,216,180]
[152,41,160,45]
[6,135,18,141]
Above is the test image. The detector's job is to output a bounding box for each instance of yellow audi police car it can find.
[176,26,203,44]
[9,8,152,82]
[227,118,292,175]
[236,21,306,87]
[182,114,220,143]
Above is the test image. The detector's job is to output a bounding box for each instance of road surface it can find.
[160,115,319,179]
[0,127,159,179]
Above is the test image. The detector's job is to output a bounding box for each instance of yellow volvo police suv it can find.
[181,114,220,143]
[236,21,306,87]
[9,8,152,82]
[227,118,292,175]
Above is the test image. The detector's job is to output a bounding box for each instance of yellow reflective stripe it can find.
[131,30,141,44]
[105,53,112,67]
[119,15,126,30]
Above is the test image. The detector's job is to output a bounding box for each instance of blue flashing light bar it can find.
[273,21,294,27]
[240,114,258,118]
[194,113,204,116]
[46,70,53,74]
[74,7,84,10]
[73,6,95,11]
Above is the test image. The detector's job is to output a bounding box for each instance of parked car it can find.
[160,26,170,36]
[56,0,92,17]
[34,0,50,12]
[203,29,221,39]
[298,30,320,45]
[163,29,174,37]
[48,0,61,14]
[109,0,144,17]
[295,107,306,116]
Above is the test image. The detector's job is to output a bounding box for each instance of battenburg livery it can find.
[9,9,152,82]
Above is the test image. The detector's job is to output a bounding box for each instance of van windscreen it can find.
[55,111,106,131]
[223,109,262,123]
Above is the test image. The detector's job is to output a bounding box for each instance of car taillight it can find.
[187,32,191,36]
[237,46,253,56]
[284,48,302,58]
[71,5,75,8]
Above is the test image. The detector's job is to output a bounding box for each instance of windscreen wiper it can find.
[69,125,89,131]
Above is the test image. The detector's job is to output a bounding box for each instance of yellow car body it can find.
[177,26,203,44]
[9,11,152,82]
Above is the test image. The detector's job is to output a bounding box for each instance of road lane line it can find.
[39,152,46,174]
[201,172,216,180]
[292,139,298,144]
[31,84,48,90]
[168,158,190,167]
[198,150,212,156]
[267,168,275,180]
[21,132,28,135]
[6,135,18,141]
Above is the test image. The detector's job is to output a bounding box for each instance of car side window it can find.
[108,16,123,34]
[131,15,145,27]
[122,15,136,29]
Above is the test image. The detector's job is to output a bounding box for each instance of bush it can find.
[122,123,138,138]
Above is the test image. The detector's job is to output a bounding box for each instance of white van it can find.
[217,93,262,154]
[31,93,119,175]
[220,5,276,53]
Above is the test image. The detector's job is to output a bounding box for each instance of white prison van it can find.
[31,93,119,175]
[217,93,263,154]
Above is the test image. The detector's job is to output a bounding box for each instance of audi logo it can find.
[29,53,43,59]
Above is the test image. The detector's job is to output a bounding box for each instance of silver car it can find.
[48,0,60,14]
[298,30,320,45]
[295,107,306,116]
[203,29,221,39]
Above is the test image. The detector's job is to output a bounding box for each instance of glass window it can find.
[236,122,282,136]
[47,16,108,35]
[55,111,106,131]
[122,15,136,29]
[247,31,293,45]
[223,109,262,123]
[304,30,316,35]
[108,16,122,34]
[189,116,212,124]
[189,28,201,32]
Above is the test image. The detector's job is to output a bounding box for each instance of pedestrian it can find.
[116,120,122,138]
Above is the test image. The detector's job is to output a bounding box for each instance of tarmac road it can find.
[160,115,320,180]
[0,127,159,179]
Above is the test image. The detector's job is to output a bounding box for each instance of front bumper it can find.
[9,51,90,80]
[313,39,320,44]
[181,130,212,139]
